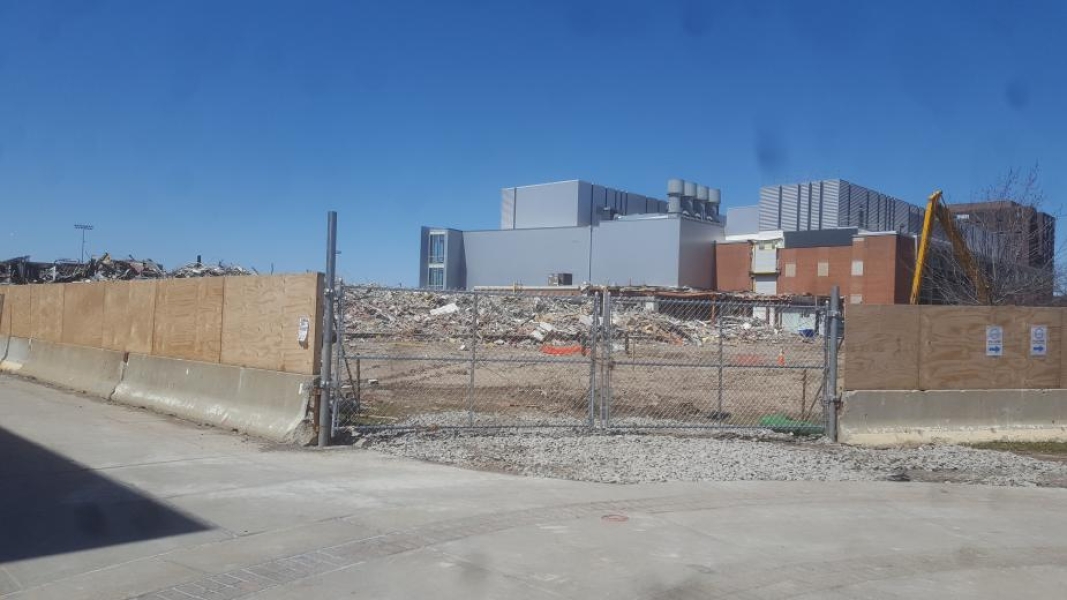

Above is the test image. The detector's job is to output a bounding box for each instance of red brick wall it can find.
[778,246,852,297]
[714,242,752,292]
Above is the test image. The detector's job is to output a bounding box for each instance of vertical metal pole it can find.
[825,286,841,442]
[716,302,725,419]
[587,293,599,427]
[467,292,479,427]
[332,277,344,437]
[601,291,612,426]
[318,211,337,447]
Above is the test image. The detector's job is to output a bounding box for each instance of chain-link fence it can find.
[332,285,837,435]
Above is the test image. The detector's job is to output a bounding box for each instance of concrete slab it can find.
[14,338,125,398]
[112,353,313,443]
[841,389,1067,445]
[2,374,1066,600]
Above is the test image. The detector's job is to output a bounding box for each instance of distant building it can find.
[420,177,1055,306]
[419,179,725,290]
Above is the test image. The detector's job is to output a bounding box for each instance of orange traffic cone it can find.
[777,349,785,366]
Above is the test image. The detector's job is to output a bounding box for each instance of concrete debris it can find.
[429,302,459,316]
[343,286,797,348]
[1,254,254,284]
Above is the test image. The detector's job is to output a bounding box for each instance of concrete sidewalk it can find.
[2,375,1066,600]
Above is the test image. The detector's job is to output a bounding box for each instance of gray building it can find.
[758,179,925,235]
[420,179,726,290]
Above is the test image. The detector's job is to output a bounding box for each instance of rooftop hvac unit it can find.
[548,272,573,286]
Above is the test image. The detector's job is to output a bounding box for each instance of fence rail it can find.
[330,285,839,436]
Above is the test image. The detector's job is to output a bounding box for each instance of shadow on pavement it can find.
[0,426,210,563]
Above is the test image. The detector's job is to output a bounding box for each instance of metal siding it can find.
[500,188,516,229]
[512,180,583,229]
[751,248,778,274]
[677,219,723,288]
[463,227,591,288]
[753,275,777,295]
[592,219,681,287]
[758,186,781,231]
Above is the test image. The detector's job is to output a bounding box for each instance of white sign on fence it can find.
[1031,325,1048,357]
[986,325,1003,357]
[298,315,310,344]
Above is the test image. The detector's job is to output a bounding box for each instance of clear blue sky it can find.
[2,0,1064,285]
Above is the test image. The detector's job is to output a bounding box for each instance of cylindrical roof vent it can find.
[707,188,721,205]
[683,181,697,199]
[696,185,709,202]
[667,179,685,197]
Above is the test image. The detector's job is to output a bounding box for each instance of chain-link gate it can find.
[329,285,840,437]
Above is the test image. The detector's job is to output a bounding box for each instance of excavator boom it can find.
[909,190,992,305]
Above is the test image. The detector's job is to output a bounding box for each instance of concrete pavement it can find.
[2,374,1066,599]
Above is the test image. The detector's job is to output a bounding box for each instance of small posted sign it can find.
[986,325,1003,357]
[1030,325,1048,357]
[298,315,311,344]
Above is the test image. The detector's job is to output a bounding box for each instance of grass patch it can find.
[967,441,1067,455]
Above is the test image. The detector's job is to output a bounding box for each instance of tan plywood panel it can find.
[61,283,105,347]
[6,286,31,338]
[998,306,1061,389]
[31,284,64,342]
[126,280,157,355]
[919,306,1011,390]
[843,305,920,390]
[195,278,224,363]
[220,275,285,371]
[153,278,222,363]
[102,281,131,350]
[281,274,323,375]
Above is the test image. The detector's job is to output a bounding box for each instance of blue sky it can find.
[1,0,1065,285]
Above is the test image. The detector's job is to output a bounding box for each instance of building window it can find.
[784,263,796,278]
[851,260,864,276]
[428,232,446,264]
[427,267,445,290]
[850,294,863,304]
[817,261,829,277]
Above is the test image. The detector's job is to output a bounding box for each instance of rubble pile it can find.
[343,287,787,348]
[169,261,256,278]
[1,254,254,284]
[343,287,590,346]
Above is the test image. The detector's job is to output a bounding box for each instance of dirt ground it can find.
[340,334,830,428]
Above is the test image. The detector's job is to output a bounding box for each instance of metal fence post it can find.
[332,277,344,437]
[825,286,841,441]
[587,292,599,428]
[716,301,724,420]
[600,291,612,427]
[467,292,479,427]
[318,211,337,447]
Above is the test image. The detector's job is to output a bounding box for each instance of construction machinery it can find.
[909,190,992,305]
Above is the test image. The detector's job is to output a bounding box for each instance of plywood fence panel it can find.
[220,275,286,371]
[153,278,223,363]
[61,282,105,347]
[127,280,157,355]
[31,284,64,342]
[195,278,224,363]
[1000,306,1061,389]
[6,285,31,338]
[919,306,1001,389]
[280,274,323,375]
[102,281,132,351]
[843,305,920,390]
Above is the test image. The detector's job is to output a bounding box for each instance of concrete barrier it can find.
[112,354,314,443]
[0,336,31,373]
[0,335,8,364]
[839,390,1067,446]
[12,339,126,398]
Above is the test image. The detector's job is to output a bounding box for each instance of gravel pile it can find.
[358,426,1067,487]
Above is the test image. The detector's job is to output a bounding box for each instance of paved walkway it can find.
[2,374,1066,599]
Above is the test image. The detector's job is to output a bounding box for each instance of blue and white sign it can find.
[1031,325,1048,357]
[986,325,1003,357]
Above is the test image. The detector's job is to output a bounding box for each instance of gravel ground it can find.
[352,414,1067,487]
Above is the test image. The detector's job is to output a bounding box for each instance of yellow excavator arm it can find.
[909,190,992,305]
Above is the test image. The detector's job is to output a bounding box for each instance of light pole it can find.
[74,224,93,263]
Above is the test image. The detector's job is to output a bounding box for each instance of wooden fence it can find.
[845,305,1065,390]
[0,274,323,375]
